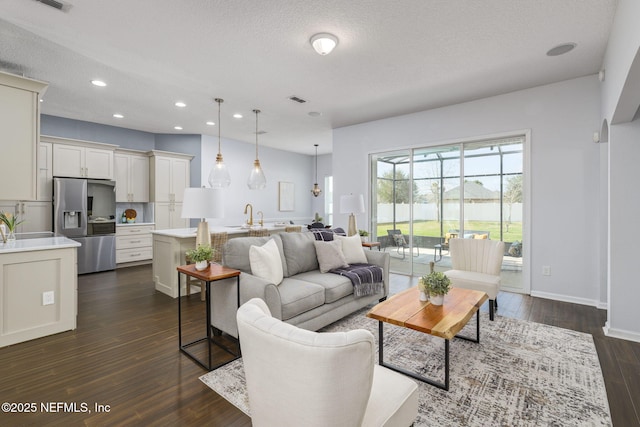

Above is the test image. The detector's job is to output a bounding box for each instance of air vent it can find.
[289,96,307,104]
[35,0,67,11]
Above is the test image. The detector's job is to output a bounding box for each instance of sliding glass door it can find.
[370,135,526,293]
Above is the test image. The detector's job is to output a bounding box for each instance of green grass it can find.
[377,220,522,243]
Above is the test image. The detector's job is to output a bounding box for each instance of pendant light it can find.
[311,144,322,197]
[247,109,266,189]
[208,98,231,188]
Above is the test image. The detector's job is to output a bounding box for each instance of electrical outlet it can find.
[42,291,55,306]
[542,266,551,276]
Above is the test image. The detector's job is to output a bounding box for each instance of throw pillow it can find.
[249,238,284,285]
[314,240,348,273]
[335,234,368,264]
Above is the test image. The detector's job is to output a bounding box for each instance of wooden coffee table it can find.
[367,287,488,390]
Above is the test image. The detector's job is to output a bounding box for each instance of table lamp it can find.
[340,194,365,237]
[181,187,224,247]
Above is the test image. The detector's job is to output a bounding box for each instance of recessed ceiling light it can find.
[39,99,43,103]
[308,111,322,117]
[174,126,183,130]
[233,113,243,119]
[91,80,107,87]
[546,43,576,57]
[113,113,124,119]
[206,121,215,126]
[175,101,186,108]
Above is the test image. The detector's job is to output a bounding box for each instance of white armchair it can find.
[237,298,419,427]
[445,238,505,320]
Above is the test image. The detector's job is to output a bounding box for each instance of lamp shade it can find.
[339,194,365,214]
[181,188,224,219]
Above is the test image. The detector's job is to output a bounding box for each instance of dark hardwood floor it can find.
[1,266,638,426]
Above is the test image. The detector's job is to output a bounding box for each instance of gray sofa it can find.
[210,232,390,338]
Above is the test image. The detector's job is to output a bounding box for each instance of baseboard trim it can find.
[530,290,603,309]
[603,322,640,343]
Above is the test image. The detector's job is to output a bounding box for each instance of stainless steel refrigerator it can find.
[53,177,117,274]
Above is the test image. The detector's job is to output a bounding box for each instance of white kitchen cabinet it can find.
[116,224,154,264]
[50,137,116,179]
[0,200,52,233]
[114,150,149,202]
[154,202,187,230]
[150,151,191,203]
[150,151,192,230]
[37,141,53,201]
[0,71,48,202]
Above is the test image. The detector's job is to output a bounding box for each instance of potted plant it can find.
[0,211,24,243]
[418,271,451,305]
[358,229,369,242]
[185,245,214,271]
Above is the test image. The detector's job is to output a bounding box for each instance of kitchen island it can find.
[0,235,80,347]
[151,224,288,298]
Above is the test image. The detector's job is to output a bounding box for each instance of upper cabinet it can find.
[0,71,48,201]
[149,150,192,203]
[114,149,150,203]
[37,141,53,201]
[47,136,117,179]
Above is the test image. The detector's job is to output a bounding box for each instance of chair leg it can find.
[489,299,496,321]
[494,296,498,310]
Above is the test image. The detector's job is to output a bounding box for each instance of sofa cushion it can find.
[295,270,354,303]
[279,232,319,276]
[314,240,348,273]
[250,238,284,285]
[335,234,367,264]
[277,278,325,320]
[223,235,286,275]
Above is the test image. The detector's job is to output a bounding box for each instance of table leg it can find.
[377,320,451,391]
[454,310,481,343]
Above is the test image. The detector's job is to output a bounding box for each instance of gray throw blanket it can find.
[329,263,384,297]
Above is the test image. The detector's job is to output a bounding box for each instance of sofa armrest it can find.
[364,250,390,298]
[210,272,282,338]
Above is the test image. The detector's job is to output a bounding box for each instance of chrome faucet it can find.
[244,203,253,226]
[257,210,264,227]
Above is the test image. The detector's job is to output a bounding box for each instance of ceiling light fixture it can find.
[175,101,186,108]
[247,109,266,190]
[91,80,106,87]
[113,113,124,119]
[546,42,576,57]
[206,121,215,126]
[208,98,231,189]
[311,144,322,197]
[174,126,183,130]
[233,113,243,119]
[310,33,338,55]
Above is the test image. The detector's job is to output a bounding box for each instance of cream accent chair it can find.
[237,298,419,427]
[445,238,505,321]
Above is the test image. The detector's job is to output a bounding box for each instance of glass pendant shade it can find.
[248,159,267,190]
[208,153,231,188]
[208,98,231,189]
[247,109,266,189]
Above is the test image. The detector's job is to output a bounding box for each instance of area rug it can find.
[200,309,611,426]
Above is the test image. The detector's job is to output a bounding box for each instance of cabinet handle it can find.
[130,253,141,257]
[21,203,25,215]
[130,240,141,243]
[129,229,141,233]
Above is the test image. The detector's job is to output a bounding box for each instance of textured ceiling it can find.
[0,0,617,155]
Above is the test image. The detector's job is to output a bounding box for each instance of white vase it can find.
[430,294,445,306]
[419,291,429,302]
[195,260,208,271]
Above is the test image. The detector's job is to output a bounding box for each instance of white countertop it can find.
[151,223,290,238]
[116,222,155,227]
[0,236,81,254]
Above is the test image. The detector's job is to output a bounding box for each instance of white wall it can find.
[601,0,640,342]
[333,75,603,306]
[200,135,315,226]
[310,153,332,221]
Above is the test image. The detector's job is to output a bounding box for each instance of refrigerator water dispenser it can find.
[63,211,82,229]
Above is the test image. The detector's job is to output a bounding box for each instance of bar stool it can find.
[285,226,302,232]
[248,229,270,237]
